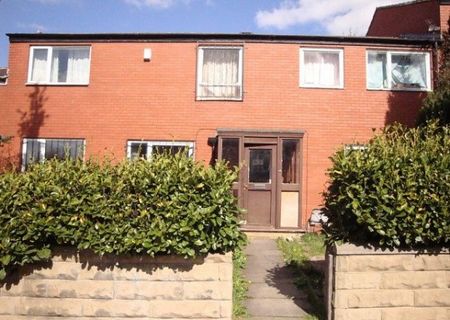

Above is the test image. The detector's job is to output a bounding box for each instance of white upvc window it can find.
[127,141,195,160]
[366,50,431,91]
[0,68,7,85]
[27,46,91,85]
[300,48,344,89]
[197,46,243,100]
[22,138,85,170]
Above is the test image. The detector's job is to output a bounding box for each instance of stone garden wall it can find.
[0,247,232,319]
[327,243,450,320]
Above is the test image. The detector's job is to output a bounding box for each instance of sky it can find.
[0,0,408,66]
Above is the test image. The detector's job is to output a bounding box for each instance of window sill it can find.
[196,97,243,102]
[299,85,344,90]
[26,82,89,86]
[367,87,431,92]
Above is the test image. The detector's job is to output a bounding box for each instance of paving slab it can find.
[243,238,312,319]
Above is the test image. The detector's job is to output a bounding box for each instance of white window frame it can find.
[299,47,344,89]
[196,46,243,101]
[27,46,91,85]
[366,50,431,91]
[21,138,86,171]
[127,140,195,159]
[0,68,8,86]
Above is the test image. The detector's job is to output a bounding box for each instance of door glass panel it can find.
[249,149,271,183]
[282,139,298,183]
[222,138,239,169]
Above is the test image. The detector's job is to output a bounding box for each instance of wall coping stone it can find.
[330,243,450,256]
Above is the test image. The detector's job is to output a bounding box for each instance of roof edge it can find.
[6,32,434,46]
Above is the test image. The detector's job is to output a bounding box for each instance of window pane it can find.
[249,149,271,183]
[30,49,48,82]
[282,140,298,184]
[222,138,239,169]
[24,139,43,169]
[44,139,82,160]
[200,48,241,99]
[130,143,147,159]
[50,48,90,83]
[303,50,340,87]
[391,53,427,89]
[367,52,387,89]
[153,145,187,156]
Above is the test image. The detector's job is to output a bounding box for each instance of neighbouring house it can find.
[367,0,450,37]
[0,1,441,232]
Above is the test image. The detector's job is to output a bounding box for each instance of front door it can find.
[243,144,277,228]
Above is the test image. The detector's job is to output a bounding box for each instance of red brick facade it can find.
[0,35,432,228]
[367,0,449,37]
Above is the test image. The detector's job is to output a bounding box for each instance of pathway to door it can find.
[244,237,311,319]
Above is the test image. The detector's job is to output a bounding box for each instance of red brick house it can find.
[367,0,450,37]
[0,32,434,231]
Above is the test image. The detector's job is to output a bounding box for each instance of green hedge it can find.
[0,153,246,280]
[323,123,450,248]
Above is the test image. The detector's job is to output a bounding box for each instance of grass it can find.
[232,246,249,319]
[277,233,326,320]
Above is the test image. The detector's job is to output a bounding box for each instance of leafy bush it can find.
[323,123,450,248]
[417,18,450,127]
[0,153,246,280]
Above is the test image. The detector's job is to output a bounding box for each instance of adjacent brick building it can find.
[0,1,442,231]
[367,0,450,37]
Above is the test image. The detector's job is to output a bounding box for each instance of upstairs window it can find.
[367,51,430,91]
[28,46,91,85]
[127,141,194,160]
[197,47,243,100]
[22,138,85,170]
[300,48,344,88]
[0,68,7,85]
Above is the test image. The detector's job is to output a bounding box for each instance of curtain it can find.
[303,51,340,87]
[30,49,48,82]
[50,48,90,83]
[67,49,90,83]
[391,54,426,89]
[201,49,240,98]
[367,52,387,89]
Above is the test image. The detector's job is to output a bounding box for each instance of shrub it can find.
[417,18,450,127]
[323,123,450,248]
[0,153,246,280]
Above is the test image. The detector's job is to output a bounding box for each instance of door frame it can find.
[217,129,305,230]
[243,143,277,228]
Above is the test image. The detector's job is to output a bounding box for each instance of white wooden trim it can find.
[196,46,243,100]
[127,140,195,159]
[27,46,91,85]
[299,47,344,89]
[22,138,85,171]
[366,50,431,91]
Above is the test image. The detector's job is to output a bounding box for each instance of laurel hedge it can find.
[323,123,450,248]
[0,153,245,280]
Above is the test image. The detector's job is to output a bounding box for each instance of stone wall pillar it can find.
[326,244,450,320]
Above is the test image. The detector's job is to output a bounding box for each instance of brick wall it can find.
[0,40,428,226]
[0,248,232,319]
[367,0,440,37]
[326,244,450,320]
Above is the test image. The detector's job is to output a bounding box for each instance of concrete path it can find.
[244,238,311,319]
